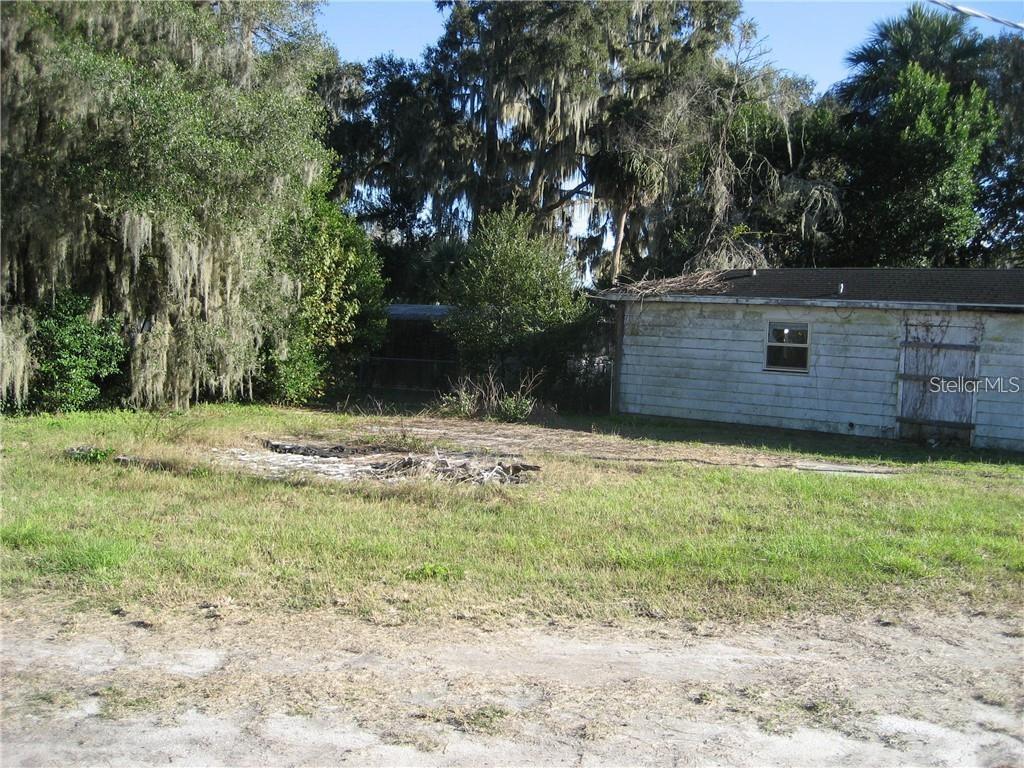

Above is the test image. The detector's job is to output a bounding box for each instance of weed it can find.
[94,686,155,719]
[418,704,509,735]
[437,388,478,419]
[358,428,433,454]
[1,520,55,550]
[64,445,114,463]
[494,393,535,422]
[435,368,540,422]
[1,522,132,577]
[23,690,76,711]
[405,563,464,583]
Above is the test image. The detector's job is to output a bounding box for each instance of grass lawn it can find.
[2,405,1022,620]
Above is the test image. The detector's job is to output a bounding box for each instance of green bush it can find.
[494,392,535,422]
[259,186,387,402]
[434,369,539,422]
[28,292,126,412]
[261,322,326,406]
[437,387,478,418]
[331,212,387,386]
[443,206,588,372]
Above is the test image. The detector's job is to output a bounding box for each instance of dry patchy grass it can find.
[1,405,1022,620]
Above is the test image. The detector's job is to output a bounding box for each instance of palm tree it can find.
[836,2,986,116]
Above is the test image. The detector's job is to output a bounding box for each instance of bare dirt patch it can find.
[211,438,540,485]
[355,417,903,476]
[209,417,902,485]
[2,600,1020,766]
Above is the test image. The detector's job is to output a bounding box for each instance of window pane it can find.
[768,323,807,345]
[766,345,808,370]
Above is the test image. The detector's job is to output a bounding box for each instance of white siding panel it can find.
[620,360,899,385]
[974,313,1024,450]
[618,301,1023,450]
[619,395,898,428]
[618,303,903,439]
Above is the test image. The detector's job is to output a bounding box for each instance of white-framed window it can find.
[765,321,809,372]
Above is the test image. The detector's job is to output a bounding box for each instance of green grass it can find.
[1,404,1021,619]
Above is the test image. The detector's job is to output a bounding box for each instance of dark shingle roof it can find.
[386,304,452,321]
[610,269,1024,308]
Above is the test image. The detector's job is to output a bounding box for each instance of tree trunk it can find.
[610,206,628,282]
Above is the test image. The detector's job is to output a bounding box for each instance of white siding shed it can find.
[605,269,1024,451]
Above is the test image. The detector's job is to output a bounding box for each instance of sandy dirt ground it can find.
[222,416,903,480]
[359,417,898,472]
[2,601,1021,767]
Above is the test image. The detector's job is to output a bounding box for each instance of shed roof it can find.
[601,269,1024,310]
[386,304,452,321]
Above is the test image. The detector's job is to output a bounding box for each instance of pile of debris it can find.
[263,440,389,458]
[608,270,728,298]
[365,452,539,484]
[67,439,541,485]
[214,441,540,485]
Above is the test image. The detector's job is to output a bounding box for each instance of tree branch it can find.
[541,177,592,214]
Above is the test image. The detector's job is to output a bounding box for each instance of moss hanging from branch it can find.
[0,310,34,408]
[1,0,333,408]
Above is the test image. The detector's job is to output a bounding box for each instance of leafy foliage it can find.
[326,1,745,283]
[836,2,986,116]
[838,64,997,266]
[443,208,587,372]
[260,187,387,403]
[494,393,537,423]
[1,0,332,407]
[834,4,1019,265]
[436,369,540,422]
[436,386,480,419]
[972,34,1024,265]
[327,1,1019,280]
[27,293,126,413]
[260,322,326,407]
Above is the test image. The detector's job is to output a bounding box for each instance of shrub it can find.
[27,292,126,412]
[259,186,388,402]
[437,387,478,418]
[443,206,588,372]
[260,322,325,406]
[435,369,540,422]
[494,393,535,423]
[330,212,387,387]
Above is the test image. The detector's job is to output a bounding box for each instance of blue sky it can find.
[318,1,1022,93]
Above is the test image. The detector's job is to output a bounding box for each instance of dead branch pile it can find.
[612,270,729,298]
[368,451,540,485]
[263,440,389,458]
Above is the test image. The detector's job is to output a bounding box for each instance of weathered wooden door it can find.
[897,319,980,444]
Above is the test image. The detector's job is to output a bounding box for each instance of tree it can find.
[586,5,740,281]
[833,3,1018,265]
[838,64,997,267]
[1,0,332,408]
[971,34,1024,265]
[262,187,388,403]
[323,1,742,290]
[443,207,587,373]
[320,54,473,300]
[590,25,846,278]
[836,2,986,118]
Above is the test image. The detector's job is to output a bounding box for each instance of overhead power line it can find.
[928,0,1024,32]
